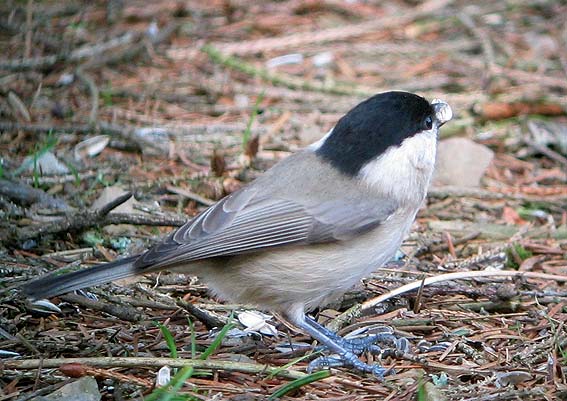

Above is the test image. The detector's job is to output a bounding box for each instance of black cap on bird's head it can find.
[315,91,452,176]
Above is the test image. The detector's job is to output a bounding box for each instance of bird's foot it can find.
[303,317,411,378]
[307,332,411,377]
[337,328,411,356]
[307,352,391,378]
[309,318,410,356]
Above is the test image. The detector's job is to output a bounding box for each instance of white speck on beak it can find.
[431,99,453,125]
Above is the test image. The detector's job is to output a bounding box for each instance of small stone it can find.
[312,51,333,67]
[495,371,532,387]
[22,152,69,175]
[57,73,75,86]
[266,53,303,69]
[133,127,171,156]
[32,376,101,401]
[156,366,171,387]
[433,137,494,187]
[524,32,558,59]
[91,186,141,236]
[91,186,136,214]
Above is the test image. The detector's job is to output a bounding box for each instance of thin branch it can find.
[328,270,567,332]
[81,22,179,69]
[0,121,167,154]
[0,179,69,210]
[9,212,186,243]
[0,121,98,134]
[4,194,186,245]
[75,68,99,125]
[171,0,454,57]
[0,22,177,72]
[97,192,132,215]
[19,169,114,185]
[202,45,376,97]
[59,293,145,322]
[176,299,228,330]
[428,185,567,202]
[2,357,306,380]
[166,185,214,206]
[0,32,137,71]
[360,270,567,312]
[24,0,33,59]
[458,13,497,77]
[525,122,567,167]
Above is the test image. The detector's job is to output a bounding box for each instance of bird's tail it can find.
[22,256,140,300]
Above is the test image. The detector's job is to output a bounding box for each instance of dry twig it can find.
[2,357,306,380]
[328,270,567,332]
[3,193,186,244]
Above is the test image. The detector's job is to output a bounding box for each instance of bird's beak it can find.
[431,99,453,127]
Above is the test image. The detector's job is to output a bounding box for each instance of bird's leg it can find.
[291,314,393,377]
[305,316,409,356]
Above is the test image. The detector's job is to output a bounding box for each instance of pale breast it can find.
[198,207,417,313]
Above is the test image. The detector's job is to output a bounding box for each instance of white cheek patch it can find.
[408,128,437,170]
[307,128,333,151]
[358,128,438,202]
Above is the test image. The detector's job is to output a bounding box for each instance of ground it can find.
[1,0,566,400]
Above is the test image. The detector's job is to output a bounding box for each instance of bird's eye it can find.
[424,116,433,130]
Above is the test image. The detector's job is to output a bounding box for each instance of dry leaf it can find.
[74,135,110,161]
[502,206,526,225]
[244,135,260,159]
[238,311,278,336]
[210,149,226,177]
[223,177,243,194]
[495,371,532,387]
[8,91,31,122]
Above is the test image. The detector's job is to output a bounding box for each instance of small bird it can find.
[23,91,452,376]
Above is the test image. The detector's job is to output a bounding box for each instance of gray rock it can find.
[91,186,140,235]
[31,377,101,401]
[526,120,567,155]
[133,127,171,156]
[433,137,494,187]
[91,186,136,214]
[22,152,69,175]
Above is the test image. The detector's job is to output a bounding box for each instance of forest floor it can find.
[1,1,566,400]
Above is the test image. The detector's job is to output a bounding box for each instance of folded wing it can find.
[135,186,397,269]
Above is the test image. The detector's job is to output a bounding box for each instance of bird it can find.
[23,91,453,376]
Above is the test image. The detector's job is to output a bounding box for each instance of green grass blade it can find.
[417,380,427,401]
[33,155,39,188]
[199,314,234,360]
[64,161,81,186]
[187,317,196,360]
[14,130,58,176]
[242,91,264,149]
[156,322,178,359]
[269,370,331,400]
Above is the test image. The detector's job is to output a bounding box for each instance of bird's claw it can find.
[317,327,411,356]
[308,328,409,378]
[298,318,406,378]
[340,331,398,355]
[307,353,393,378]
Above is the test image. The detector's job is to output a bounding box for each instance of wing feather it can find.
[134,186,397,270]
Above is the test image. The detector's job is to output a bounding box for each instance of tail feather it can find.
[22,256,140,300]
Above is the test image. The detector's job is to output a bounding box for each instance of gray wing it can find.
[134,186,397,269]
